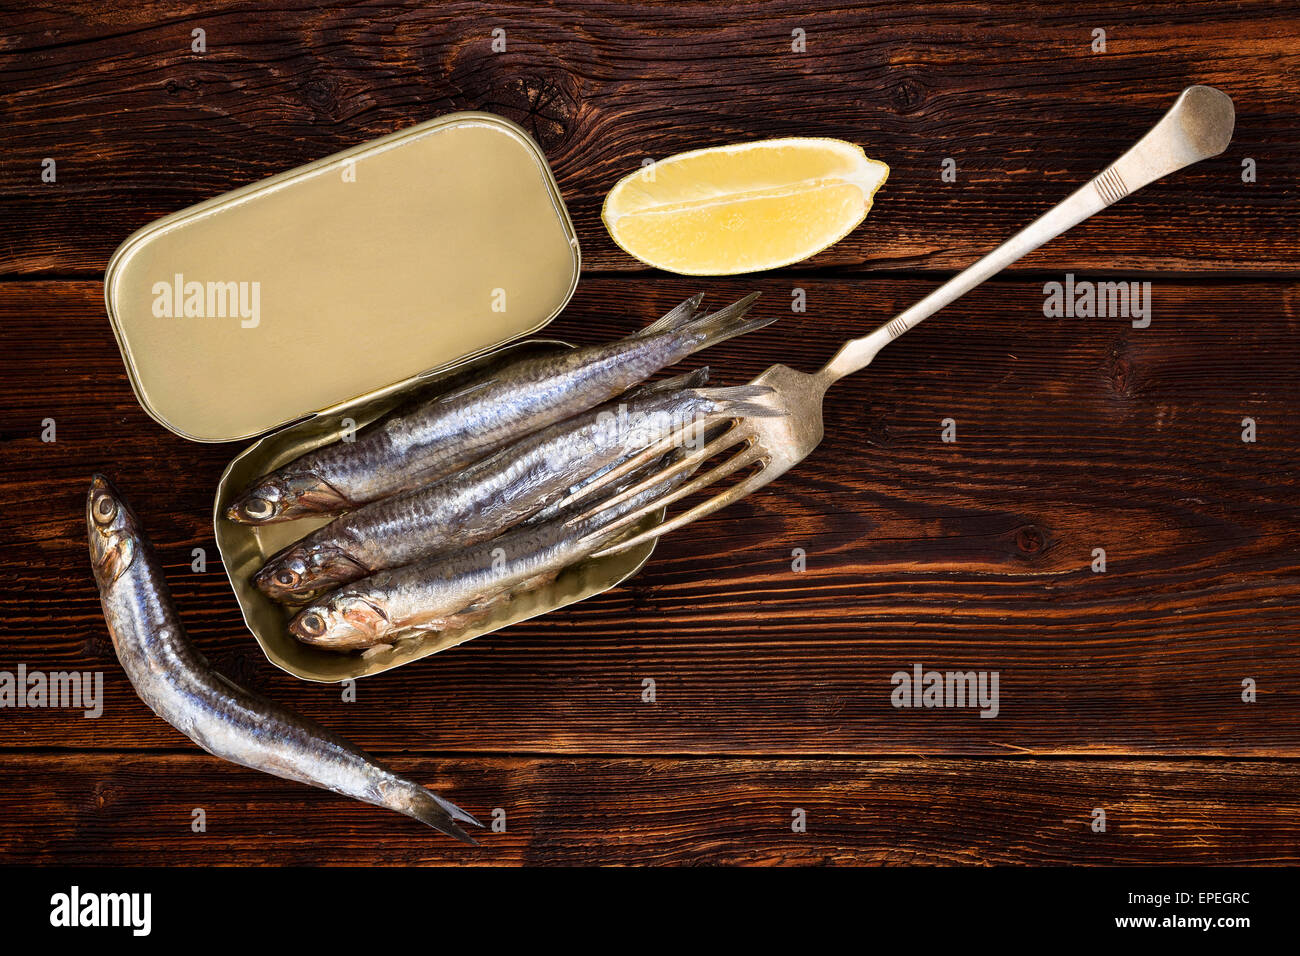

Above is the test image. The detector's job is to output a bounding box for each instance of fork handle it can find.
[820,85,1235,383]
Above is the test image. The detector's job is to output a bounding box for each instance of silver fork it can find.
[568,85,1236,557]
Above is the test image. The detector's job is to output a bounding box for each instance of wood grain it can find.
[1,1,1296,276]
[4,277,1297,756]
[4,1,1299,867]
[2,753,1296,865]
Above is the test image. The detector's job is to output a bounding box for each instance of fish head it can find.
[289,592,391,650]
[254,544,369,601]
[87,474,139,588]
[224,473,350,524]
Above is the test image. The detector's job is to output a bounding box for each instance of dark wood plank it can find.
[3,276,1297,755]
[2,753,1297,865]
[1,1,1295,276]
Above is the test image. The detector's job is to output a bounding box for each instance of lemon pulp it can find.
[602,138,889,275]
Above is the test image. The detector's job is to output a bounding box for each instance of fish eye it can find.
[274,569,299,588]
[242,497,274,519]
[93,495,117,522]
[298,612,325,636]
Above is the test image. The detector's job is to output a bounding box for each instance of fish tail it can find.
[398,784,484,845]
[694,384,786,419]
[675,292,773,355]
[635,293,707,337]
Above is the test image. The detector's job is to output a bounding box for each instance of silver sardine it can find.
[87,474,481,842]
[226,293,771,523]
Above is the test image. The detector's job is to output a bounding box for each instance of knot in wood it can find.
[889,77,926,114]
[488,74,577,152]
[301,76,341,118]
[1016,524,1045,554]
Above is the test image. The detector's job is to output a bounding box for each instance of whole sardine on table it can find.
[288,459,706,651]
[225,293,773,524]
[255,369,777,602]
[87,474,481,842]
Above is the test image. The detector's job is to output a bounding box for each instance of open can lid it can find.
[104,112,580,443]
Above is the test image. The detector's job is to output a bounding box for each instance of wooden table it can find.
[3,1,1298,865]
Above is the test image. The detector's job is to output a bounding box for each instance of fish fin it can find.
[696,384,786,419]
[655,367,711,391]
[625,367,710,401]
[716,401,786,420]
[213,671,243,696]
[510,569,563,596]
[403,787,483,844]
[678,292,775,354]
[459,588,517,620]
[698,384,771,402]
[635,293,706,337]
[433,376,498,405]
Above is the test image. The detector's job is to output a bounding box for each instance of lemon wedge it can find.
[602,138,889,275]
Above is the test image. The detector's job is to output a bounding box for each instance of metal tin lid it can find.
[104,112,580,443]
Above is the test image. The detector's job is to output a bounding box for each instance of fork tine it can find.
[555,415,733,512]
[581,441,766,544]
[564,425,748,527]
[590,464,777,558]
[555,426,699,510]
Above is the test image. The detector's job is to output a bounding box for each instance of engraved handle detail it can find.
[885,316,910,340]
[1092,166,1130,207]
